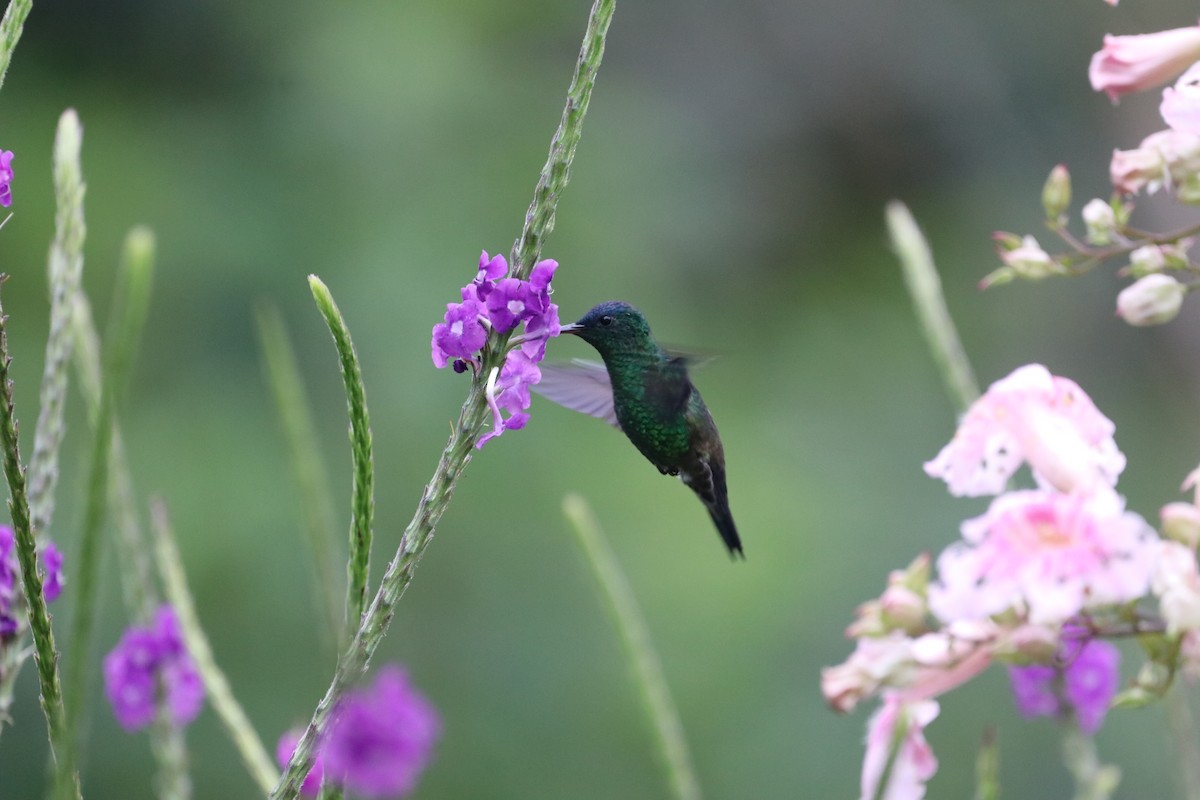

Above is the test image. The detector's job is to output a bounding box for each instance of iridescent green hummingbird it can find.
[536,301,742,557]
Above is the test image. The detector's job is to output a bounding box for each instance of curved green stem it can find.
[308,277,373,637]
[564,493,702,800]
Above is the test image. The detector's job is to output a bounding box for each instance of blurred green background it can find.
[2,0,1200,797]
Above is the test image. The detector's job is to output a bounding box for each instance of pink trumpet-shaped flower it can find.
[860,693,939,800]
[1090,25,1200,101]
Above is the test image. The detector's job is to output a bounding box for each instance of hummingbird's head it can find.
[560,301,654,356]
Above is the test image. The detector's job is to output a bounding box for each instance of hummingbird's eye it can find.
[599,315,614,326]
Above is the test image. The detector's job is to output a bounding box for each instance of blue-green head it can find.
[560,301,658,359]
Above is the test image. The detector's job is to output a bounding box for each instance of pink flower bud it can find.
[1090,25,1200,101]
[880,585,926,634]
[1116,274,1186,326]
[1000,235,1059,280]
[1162,501,1200,549]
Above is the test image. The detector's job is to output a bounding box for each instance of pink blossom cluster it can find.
[822,365,1200,799]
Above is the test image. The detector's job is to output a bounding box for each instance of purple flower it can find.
[485,278,537,333]
[478,350,542,448]
[1063,639,1120,734]
[0,526,65,638]
[0,150,13,208]
[432,249,565,444]
[323,666,441,798]
[41,542,64,602]
[1007,636,1120,734]
[431,300,487,368]
[276,729,326,797]
[103,605,205,731]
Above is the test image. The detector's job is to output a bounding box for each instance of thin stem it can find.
[273,1,618,793]
[1165,685,1200,800]
[29,109,87,538]
[1062,727,1120,800]
[0,0,31,94]
[271,388,490,800]
[308,277,373,637]
[509,0,615,280]
[563,493,702,800]
[70,292,156,617]
[0,275,80,799]
[974,726,1000,800]
[65,226,156,735]
[254,302,342,656]
[887,201,979,414]
[149,499,279,795]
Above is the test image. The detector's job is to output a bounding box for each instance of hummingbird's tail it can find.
[705,499,743,559]
[697,458,743,559]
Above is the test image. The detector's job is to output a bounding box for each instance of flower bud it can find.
[1128,244,1167,276]
[1162,502,1200,549]
[1116,273,1186,326]
[1000,235,1061,280]
[1082,198,1118,245]
[880,585,926,635]
[1042,164,1071,220]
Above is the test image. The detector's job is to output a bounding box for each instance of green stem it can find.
[0,276,80,799]
[254,303,342,656]
[28,109,87,537]
[509,0,615,280]
[271,388,491,800]
[1062,727,1120,800]
[62,379,110,731]
[1165,685,1200,800]
[70,292,156,617]
[149,499,279,795]
[974,726,1000,800]
[150,706,192,800]
[563,494,702,800]
[273,1,617,793]
[308,277,373,637]
[0,0,31,94]
[886,201,979,414]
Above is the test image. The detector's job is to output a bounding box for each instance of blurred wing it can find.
[534,359,620,428]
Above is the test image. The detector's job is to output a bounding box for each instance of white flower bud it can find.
[1116,274,1186,326]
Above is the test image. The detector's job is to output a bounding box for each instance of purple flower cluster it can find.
[277,665,441,798]
[0,150,12,208]
[431,250,562,447]
[103,605,204,731]
[0,525,65,640]
[1008,634,1120,734]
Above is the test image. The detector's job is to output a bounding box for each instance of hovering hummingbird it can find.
[536,301,742,557]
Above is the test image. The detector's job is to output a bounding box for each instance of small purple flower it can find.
[478,350,542,448]
[103,605,205,731]
[323,666,441,798]
[1007,636,1120,734]
[1009,664,1059,719]
[431,300,487,368]
[276,729,326,797]
[0,150,13,208]
[0,526,66,638]
[1063,639,1120,734]
[485,278,537,333]
[41,542,64,602]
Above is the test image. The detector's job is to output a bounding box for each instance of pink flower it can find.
[1089,26,1200,102]
[860,693,939,800]
[1163,62,1200,134]
[924,364,1125,497]
[1110,129,1200,197]
[822,633,917,713]
[930,489,1158,626]
[1152,541,1200,634]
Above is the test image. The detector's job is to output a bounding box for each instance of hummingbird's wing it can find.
[533,359,620,428]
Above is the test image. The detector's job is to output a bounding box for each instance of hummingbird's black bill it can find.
[559,323,582,335]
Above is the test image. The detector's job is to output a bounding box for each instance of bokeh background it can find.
[2,0,1200,797]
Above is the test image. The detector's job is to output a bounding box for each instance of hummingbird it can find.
[536,301,742,557]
